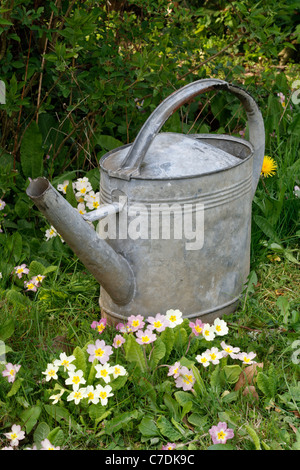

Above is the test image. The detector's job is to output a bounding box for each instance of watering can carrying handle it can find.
[117,79,265,196]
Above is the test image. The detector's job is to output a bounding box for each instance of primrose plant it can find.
[2,308,258,450]
[40,309,257,413]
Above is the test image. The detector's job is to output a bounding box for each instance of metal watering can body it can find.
[26,79,265,324]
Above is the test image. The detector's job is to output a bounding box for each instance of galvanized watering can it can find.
[26,79,265,324]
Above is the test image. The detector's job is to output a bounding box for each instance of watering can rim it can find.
[99,78,265,196]
[100,132,255,181]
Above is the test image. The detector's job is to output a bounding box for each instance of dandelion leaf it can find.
[7,377,23,397]
[245,424,261,450]
[33,422,51,445]
[20,405,42,434]
[47,427,64,447]
[156,415,182,441]
[223,364,242,385]
[138,416,160,438]
[159,327,175,361]
[149,337,166,368]
[123,333,146,372]
[73,346,87,377]
[104,410,139,435]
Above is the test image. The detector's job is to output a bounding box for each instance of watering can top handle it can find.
[118,78,265,196]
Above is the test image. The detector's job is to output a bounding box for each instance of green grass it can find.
[0,256,299,451]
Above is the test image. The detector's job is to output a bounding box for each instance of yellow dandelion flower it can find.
[261,156,277,178]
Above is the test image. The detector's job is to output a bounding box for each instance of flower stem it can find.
[185,334,193,356]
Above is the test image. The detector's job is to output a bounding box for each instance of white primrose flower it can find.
[42,363,59,382]
[84,191,100,210]
[206,347,223,365]
[220,341,240,359]
[40,438,60,450]
[53,352,76,372]
[165,309,183,328]
[213,318,229,336]
[74,177,93,200]
[202,323,216,341]
[67,388,85,405]
[57,180,69,194]
[238,351,257,365]
[77,202,86,214]
[45,226,58,240]
[49,389,65,404]
[82,385,99,405]
[195,351,211,367]
[95,384,113,406]
[45,225,64,243]
[94,362,114,384]
[65,369,86,391]
[110,364,127,379]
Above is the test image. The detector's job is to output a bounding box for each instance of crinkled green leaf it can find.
[123,334,146,372]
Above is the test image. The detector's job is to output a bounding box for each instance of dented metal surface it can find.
[26,78,265,324]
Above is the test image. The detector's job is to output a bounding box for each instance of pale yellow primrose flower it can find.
[65,369,86,391]
[53,352,76,372]
[110,364,127,379]
[82,385,100,404]
[94,362,113,384]
[213,318,229,336]
[49,389,65,404]
[42,363,59,382]
[67,389,85,405]
[57,180,69,194]
[95,384,113,406]
[202,323,216,341]
[165,309,183,328]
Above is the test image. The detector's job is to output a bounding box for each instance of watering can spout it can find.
[26,177,134,306]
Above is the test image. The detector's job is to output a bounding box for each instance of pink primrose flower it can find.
[112,334,125,348]
[209,421,234,445]
[3,424,25,447]
[174,366,195,391]
[2,363,21,383]
[189,318,205,336]
[162,442,176,450]
[91,318,107,334]
[128,315,145,332]
[167,361,181,378]
[13,264,29,279]
[147,313,169,332]
[86,339,113,364]
[24,280,38,292]
[116,322,132,333]
[135,328,157,345]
